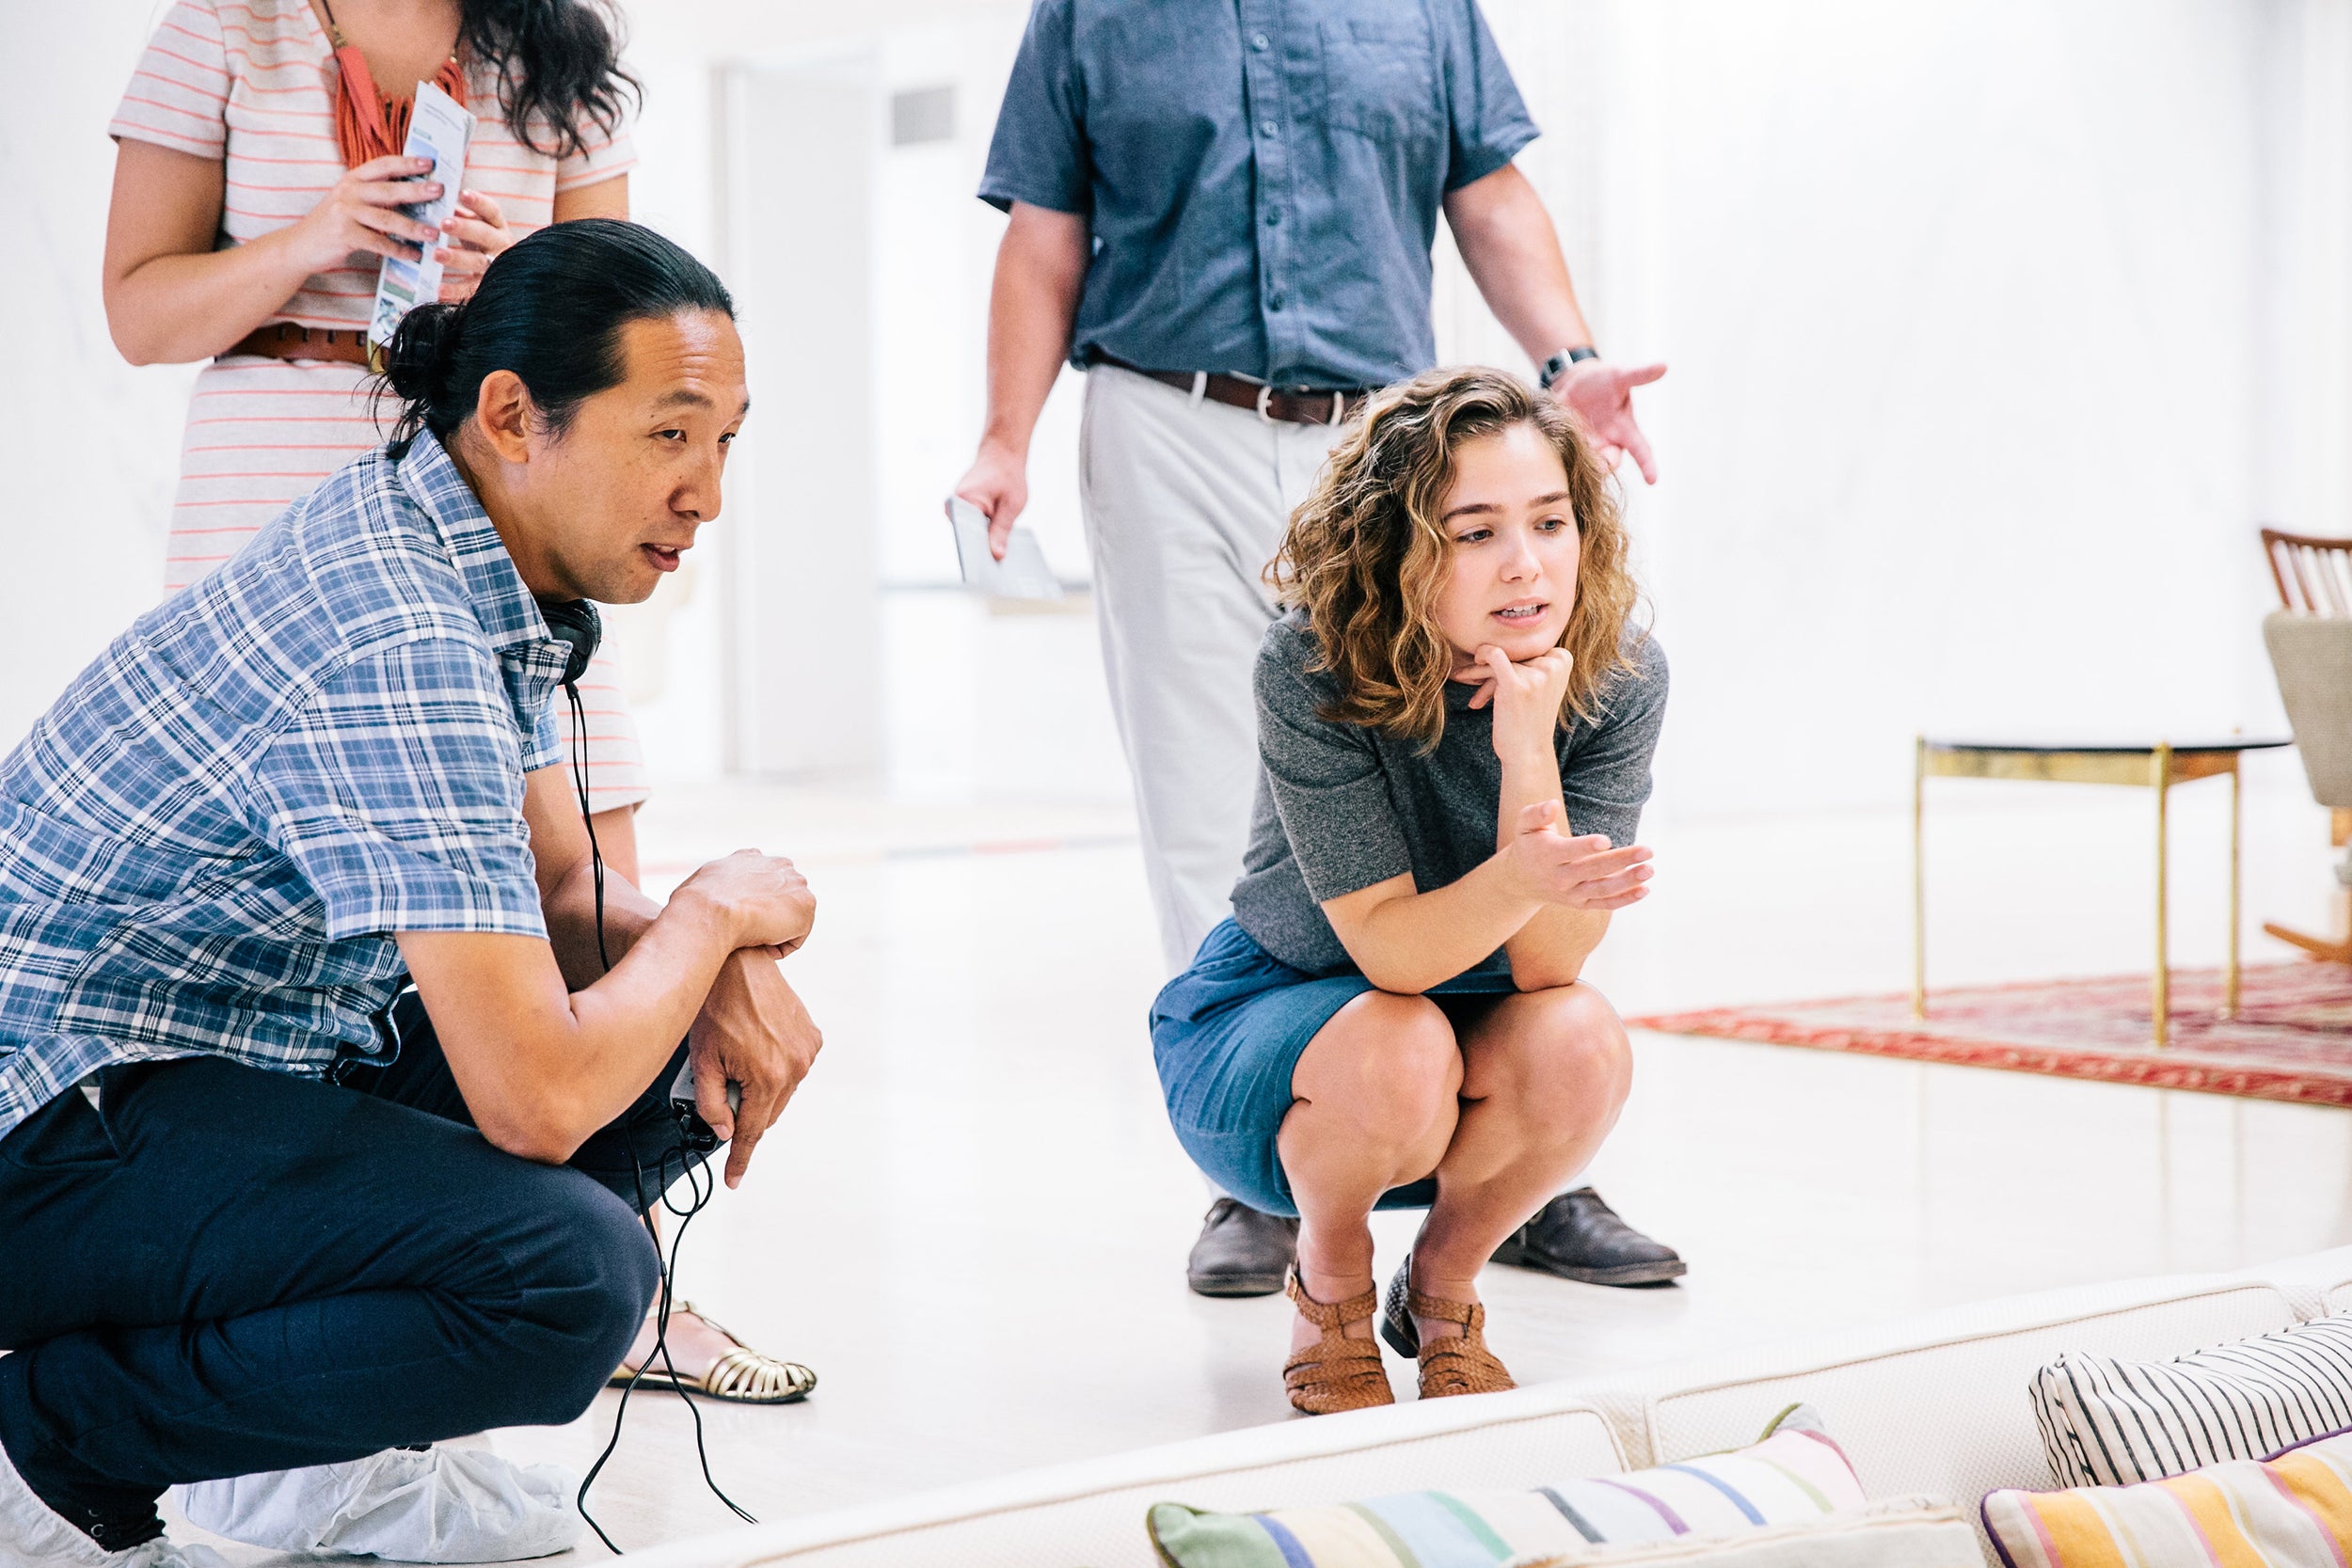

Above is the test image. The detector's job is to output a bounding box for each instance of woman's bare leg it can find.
[1277,991,1464,1352]
[589,803,641,888]
[1408,984,1631,1339]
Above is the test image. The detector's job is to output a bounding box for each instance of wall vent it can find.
[891,85,955,147]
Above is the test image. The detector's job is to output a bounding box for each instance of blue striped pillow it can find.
[1147,1405,1866,1567]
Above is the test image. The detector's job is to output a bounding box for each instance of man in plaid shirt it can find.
[0,223,817,1568]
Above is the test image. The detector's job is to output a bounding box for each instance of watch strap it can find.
[1538,344,1600,389]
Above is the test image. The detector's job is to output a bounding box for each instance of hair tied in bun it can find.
[380,301,465,404]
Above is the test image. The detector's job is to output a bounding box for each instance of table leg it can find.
[2227,761,2242,1018]
[2153,744,2171,1048]
[1910,737,1929,1024]
[1912,736,1926,1021]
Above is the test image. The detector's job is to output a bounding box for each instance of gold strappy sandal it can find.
[1283,1268,1394,1416]
[1378,1260,1516,1399]
[608,1301,818,1405]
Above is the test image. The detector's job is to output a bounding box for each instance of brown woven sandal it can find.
[1282,1268,1394,1416]
[1378,1259,1516,1399]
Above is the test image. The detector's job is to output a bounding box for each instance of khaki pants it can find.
[1078,364,1347,977]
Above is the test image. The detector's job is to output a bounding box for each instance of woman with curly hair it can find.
[1152,365,1668,1415]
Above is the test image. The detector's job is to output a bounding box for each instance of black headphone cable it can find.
[558,675,756,1551]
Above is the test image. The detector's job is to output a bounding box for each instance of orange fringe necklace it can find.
[317,0,467,168]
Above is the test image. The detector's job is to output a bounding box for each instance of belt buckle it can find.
[365,335,387,376]
[1254,385,1276,424]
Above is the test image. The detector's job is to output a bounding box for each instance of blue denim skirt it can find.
[1150,919,1517,1219]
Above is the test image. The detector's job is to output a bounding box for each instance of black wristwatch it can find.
[1538,345,1599,390]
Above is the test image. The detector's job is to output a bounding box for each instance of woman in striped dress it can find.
[102,0,811,1406]
[102,0,648,855]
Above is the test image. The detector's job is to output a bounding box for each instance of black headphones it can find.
[536,597,602,689]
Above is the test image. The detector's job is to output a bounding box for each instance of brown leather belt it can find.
[1096,356,1372,426]
[222,323,382,370]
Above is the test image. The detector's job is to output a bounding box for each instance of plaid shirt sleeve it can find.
[523,689,565,774]
[251,636,548,941]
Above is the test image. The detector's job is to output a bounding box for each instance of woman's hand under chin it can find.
[1464,644,1574,755]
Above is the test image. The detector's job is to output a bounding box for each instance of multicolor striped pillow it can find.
[1146,1406,1866,1567]
[1981,1426,2352,1567]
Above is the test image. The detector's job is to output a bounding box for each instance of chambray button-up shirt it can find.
[979,0,1538,389]
[0,431,569,1140]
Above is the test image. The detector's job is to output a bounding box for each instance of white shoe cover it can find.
[100,1544,230,1568]
[0,1432,226,1568]
[179,1444,582,1563]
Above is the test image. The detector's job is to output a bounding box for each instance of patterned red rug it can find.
[1631,964,2352,1106]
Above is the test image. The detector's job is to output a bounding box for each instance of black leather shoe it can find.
[1491,1187,1687,1286]
[1186,1197,1299,1297]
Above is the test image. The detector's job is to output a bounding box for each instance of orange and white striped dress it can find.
[110,0,649,813]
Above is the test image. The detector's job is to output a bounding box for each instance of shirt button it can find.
[1269,293,1285,311]
[1250,31,1270,50]
[1260,119,1279,136]
[1266,208,1282,226]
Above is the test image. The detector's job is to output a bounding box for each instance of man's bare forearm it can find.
[399,895,743,1162]
[978,202,1089,456]
[1443,162,1595,366]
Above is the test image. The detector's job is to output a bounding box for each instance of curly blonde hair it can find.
[1268,365,1641,751]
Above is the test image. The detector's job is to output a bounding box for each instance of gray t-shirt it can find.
[1229,610,1669,978]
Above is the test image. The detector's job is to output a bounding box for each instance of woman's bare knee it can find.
[1470,985,1630,1118]
[1293,991,1461,1143]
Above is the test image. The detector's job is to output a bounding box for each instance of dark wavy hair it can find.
[462,0,640,159]
[376,219,734,443]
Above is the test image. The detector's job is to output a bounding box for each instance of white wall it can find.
[2,2,198,746]
[586,2,1064,783]
[717,52,886,776]
[3,0,2335,821]
[1463,0,2322,818]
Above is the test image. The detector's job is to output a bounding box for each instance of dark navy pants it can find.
[0,1000,705,1550]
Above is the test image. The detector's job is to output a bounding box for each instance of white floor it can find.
[168,597,2352,1562]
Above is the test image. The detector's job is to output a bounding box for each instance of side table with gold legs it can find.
[1911,735,2290,1047]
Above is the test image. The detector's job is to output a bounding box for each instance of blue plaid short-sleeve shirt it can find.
[0,431,571,1140]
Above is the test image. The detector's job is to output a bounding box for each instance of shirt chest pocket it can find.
[1320,14,1441,144]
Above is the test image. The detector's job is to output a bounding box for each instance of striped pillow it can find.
[2030,1312,2352,1487]
[1982,1426,2352,1568]
[1145,1405,1866,1567]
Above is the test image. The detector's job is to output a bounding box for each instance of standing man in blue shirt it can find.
[952,1,1685,1296]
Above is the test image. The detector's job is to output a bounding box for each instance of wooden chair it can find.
[2266,527,2352,615]
[2262,528,2352,961]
